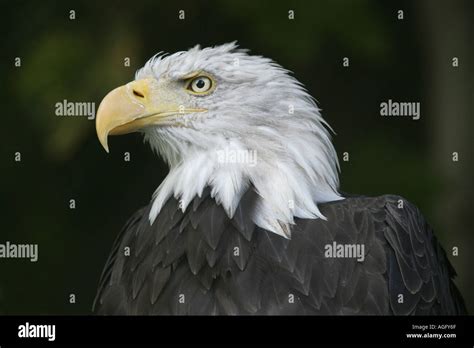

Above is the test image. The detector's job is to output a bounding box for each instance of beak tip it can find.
[98,137,110,153]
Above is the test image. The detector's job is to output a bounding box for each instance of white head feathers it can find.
[136,42,343,238]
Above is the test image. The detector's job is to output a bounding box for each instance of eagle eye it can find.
[186,75,214,95]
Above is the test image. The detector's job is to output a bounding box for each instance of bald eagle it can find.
[93,43,465,315]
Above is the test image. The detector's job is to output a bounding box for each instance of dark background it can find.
[0,0,472,314]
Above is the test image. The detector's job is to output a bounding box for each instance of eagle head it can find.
[96,42,342,238]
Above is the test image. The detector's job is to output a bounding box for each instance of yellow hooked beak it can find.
[95,78,206,152]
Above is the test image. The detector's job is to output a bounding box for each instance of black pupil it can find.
[196,79,206,89]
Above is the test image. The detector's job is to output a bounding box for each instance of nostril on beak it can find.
[133,89,145,98]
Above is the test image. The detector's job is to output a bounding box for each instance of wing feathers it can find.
[93,191,465,315]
